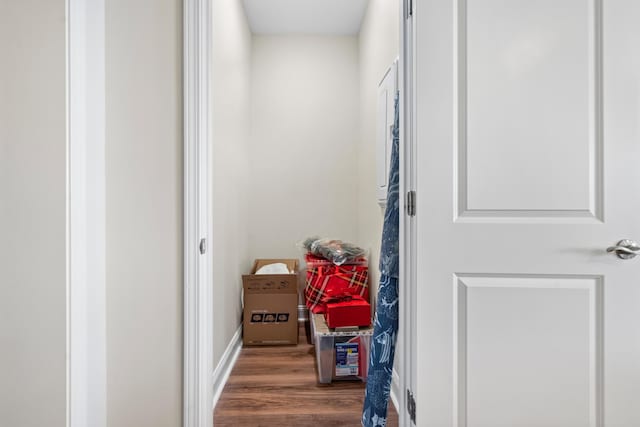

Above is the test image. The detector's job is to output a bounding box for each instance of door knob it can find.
[606,239,640,259]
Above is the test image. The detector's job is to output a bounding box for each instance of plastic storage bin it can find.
[311,313,373,384]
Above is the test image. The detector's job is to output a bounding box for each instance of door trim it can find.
[399,0,417,424]
[66,0,107,426]
[183,0,214,426]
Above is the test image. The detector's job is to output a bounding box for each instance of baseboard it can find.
[212,325,243,409]
[390,368,400,415]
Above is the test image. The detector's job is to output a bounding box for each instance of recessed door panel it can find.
[454,275,602,427]
[455,0,602,220]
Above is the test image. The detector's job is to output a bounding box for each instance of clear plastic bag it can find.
[301,236,367,266]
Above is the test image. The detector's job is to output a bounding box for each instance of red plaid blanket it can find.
[304,254,369,314]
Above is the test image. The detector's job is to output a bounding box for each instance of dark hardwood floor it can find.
[214,322,399,426]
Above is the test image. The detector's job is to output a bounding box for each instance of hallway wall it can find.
[248,35,360,260]
[212,0,254,369]
[0,1,67,425]
[105,1,183,426]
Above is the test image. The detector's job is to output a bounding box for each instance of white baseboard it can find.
[390,368,400,415]
[212,325,243,409]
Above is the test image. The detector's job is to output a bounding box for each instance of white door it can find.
[413,1,640,426]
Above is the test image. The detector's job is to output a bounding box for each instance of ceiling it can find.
[242,0,369,35]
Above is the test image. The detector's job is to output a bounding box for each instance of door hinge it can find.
[407,190,416,216]
[407,389,416,424]
[406,0,413,18]
[199,238,207,255]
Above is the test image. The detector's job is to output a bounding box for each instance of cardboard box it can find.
[242,259,299,346]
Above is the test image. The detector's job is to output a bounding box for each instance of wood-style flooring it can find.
[214,322,399,427]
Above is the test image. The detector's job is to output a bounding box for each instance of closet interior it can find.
[210,0,400,407]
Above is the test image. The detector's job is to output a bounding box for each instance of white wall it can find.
[0,1,67,426]
[105,1,183,426]
[249,35,360,260]
[212,0,253,367]
[357,0,400,303]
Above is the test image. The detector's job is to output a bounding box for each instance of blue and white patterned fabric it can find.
[378,92,400,280]
[362,92,400,427]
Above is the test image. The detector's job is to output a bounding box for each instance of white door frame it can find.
[399,0,417,426]
[183,0,214,427]
[66,0,107,426]
[182,1,417,426]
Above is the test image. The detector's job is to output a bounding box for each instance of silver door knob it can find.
[606,239,640,259]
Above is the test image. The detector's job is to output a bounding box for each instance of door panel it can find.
[455,275,602,427]
[459,0,600,217]
[414,0,640,426]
